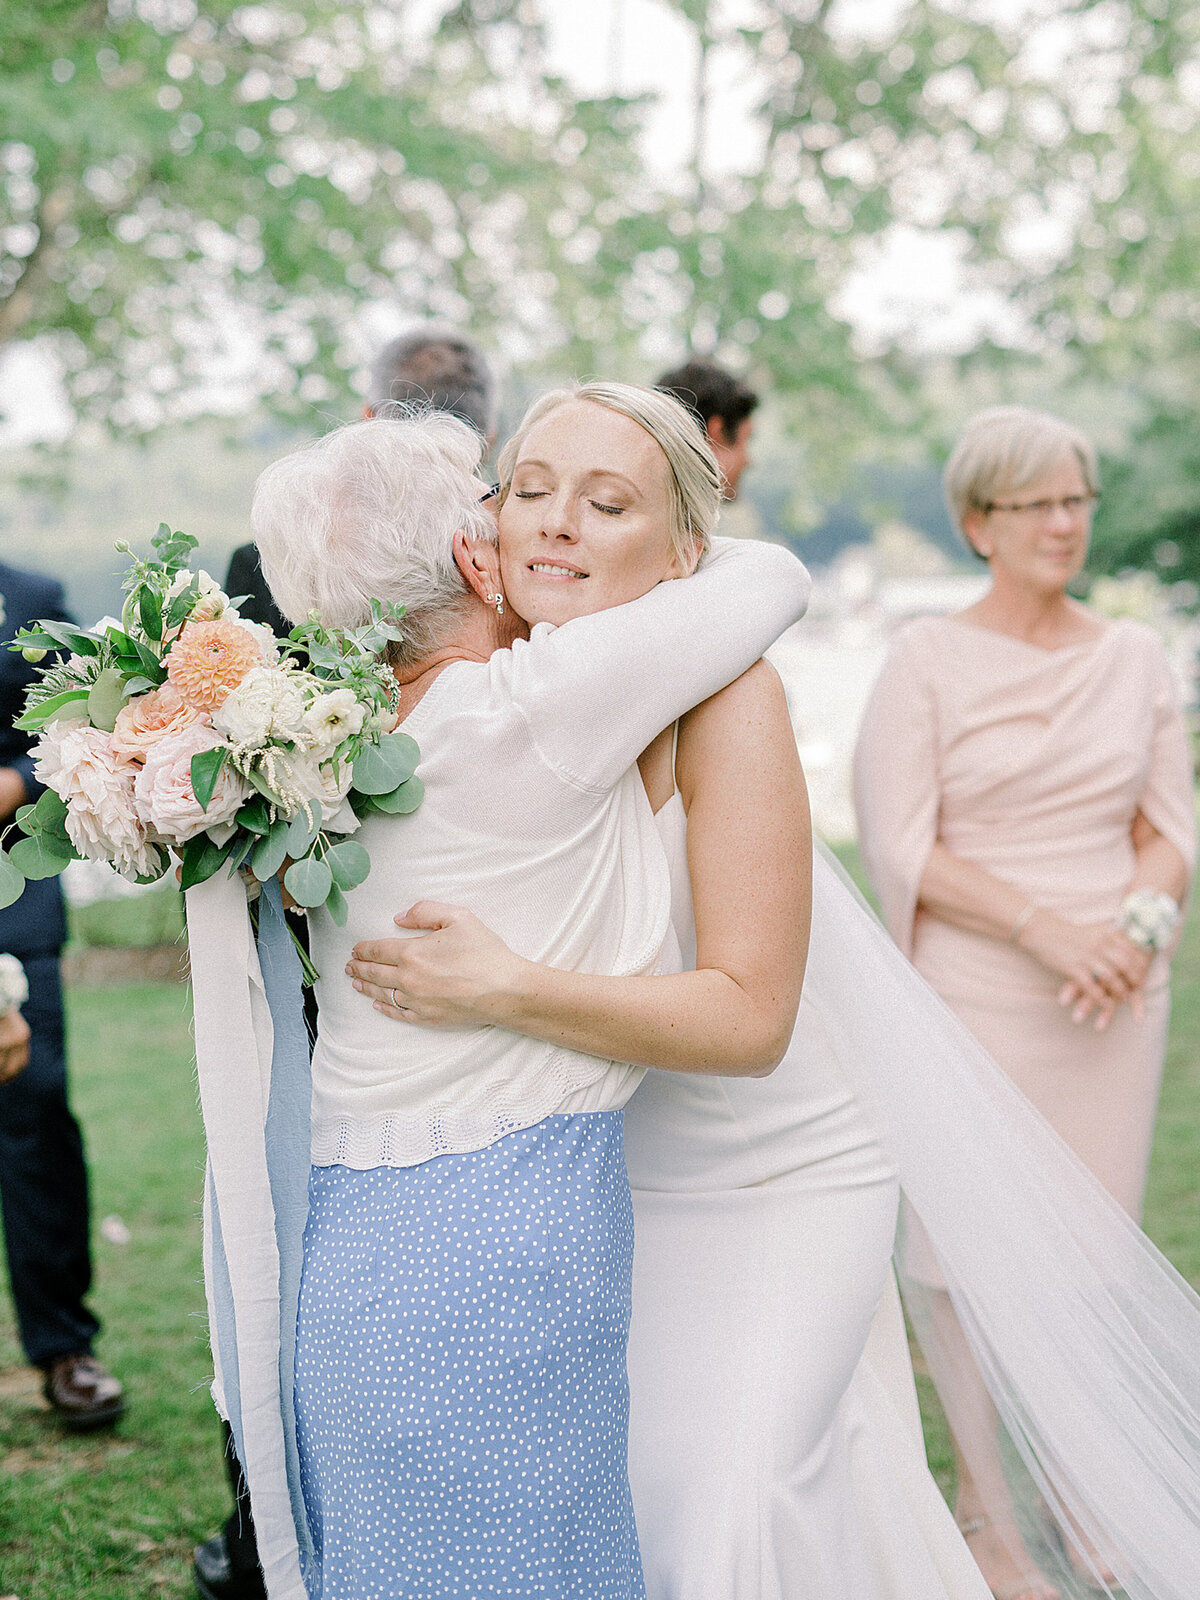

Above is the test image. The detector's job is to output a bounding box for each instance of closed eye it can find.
[591,501,624,515]
[514,489,548,500]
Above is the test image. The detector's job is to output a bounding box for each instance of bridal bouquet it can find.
[0,526,421,953]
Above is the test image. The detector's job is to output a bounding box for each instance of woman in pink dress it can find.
[853,405,1196,1600]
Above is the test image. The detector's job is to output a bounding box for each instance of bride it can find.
[351,384,1200,1600]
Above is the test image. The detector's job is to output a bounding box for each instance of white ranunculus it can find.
[212,666,313,749]
[284,748,359,834]
[300,688,366,755]
[133,721,249,845]
[34,718,160,879]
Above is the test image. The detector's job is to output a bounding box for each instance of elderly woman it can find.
[853,405,1196,1600]
[239,396,811,1600]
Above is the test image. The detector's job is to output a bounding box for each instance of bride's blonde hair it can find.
[496,381,723,572]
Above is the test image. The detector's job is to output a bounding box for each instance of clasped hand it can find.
[346,902,526,1027]
[1021,910,1152,1030]
[0,1005,31,1084]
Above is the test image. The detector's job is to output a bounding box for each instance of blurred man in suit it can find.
[0,560,125,1429]
[656,357,759,498]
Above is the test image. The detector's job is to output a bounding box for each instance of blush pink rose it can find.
[110,684,205,764]
[34,718,159,879]
[133,722,249,845]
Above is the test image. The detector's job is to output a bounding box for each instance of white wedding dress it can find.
[625,769,1200,1600]
[623,789,990,1600]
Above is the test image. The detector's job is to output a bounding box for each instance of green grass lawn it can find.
[1,886,1199,1596]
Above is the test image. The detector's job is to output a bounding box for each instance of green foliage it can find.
[352,729,419,795]
[283,850,331,908]
[0,0,704,430]
[0,849,26,910]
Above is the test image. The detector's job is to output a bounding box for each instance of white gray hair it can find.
[496,381,723,570]
[251,411,495,669]
[944,406,1099,558]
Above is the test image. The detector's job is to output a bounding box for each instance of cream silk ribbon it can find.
[188,872,308,1600]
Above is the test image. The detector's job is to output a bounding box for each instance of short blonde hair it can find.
[944,406,1099,557]
[496,381,723,571]
[252,411,495,669]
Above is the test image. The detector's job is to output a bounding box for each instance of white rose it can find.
[212,667,312,749]
[34,718,160,879]
[168,569,234,622]
[283,748,359,835]
[133,722,249,845]
[299,689,366,755]
[0,954,28,1013]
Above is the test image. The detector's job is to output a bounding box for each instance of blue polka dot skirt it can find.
[293,1111,646,1599]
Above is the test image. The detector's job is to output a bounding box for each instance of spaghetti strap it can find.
[669,719,680,797]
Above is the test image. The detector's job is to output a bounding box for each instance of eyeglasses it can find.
[983,494,1098,519]
[478,483,500,504]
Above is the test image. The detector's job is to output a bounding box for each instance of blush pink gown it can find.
[853,613,1196,1225]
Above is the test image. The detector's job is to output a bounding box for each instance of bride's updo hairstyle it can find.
[496,381,724,572]
[252,410,496,670]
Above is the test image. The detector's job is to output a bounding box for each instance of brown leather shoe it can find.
[41,1353,126,1431]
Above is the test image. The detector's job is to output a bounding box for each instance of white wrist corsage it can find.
[1119,889,1181,953]
[0,953,28,1013]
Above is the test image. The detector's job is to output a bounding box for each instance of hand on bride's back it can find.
[347,902,527,1028]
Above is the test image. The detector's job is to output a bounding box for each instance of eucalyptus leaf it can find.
[9,834,72,881]
[369,776,425,816]
[251,822,291,884]
[122,675,158,698]
[325,839,371,891]
[86,668,126,733]
[30,789,70,842]
[325,880,349,927]
[0,850,26,911]
[283,854,333,909]
[352,731,420,796]
[14,803,37,832]
[285,802,322,859]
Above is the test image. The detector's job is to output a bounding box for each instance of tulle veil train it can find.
[811,839,1200,1600]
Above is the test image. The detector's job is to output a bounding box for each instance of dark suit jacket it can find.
[0,561,71,956]
[225,543,292,640]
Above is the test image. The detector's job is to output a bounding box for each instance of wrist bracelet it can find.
[1009,901,1038,945]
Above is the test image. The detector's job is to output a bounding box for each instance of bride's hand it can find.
[346,901,528,1028]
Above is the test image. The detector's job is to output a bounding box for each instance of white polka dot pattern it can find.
[293,1111,646,1598]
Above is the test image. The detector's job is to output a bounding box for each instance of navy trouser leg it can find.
[0,954,99,1366]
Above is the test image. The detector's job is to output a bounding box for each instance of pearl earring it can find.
[490,593,505,617]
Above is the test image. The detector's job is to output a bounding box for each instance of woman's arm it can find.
[348,662,812,1076]
[1128,812,1190,902]
[916,844,1146,1023]
[507,537,811,794]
